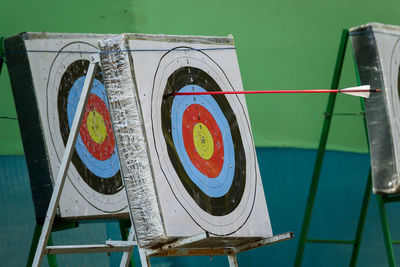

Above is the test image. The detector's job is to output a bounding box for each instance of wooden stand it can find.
[294,29,400,267]
[30,54,135,267]
[140,232,293,267]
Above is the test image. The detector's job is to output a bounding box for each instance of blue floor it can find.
[0,148,398,266]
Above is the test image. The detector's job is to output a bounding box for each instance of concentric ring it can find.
[171,84,235,198]
[182,103,224,178]
[79,93,115,161]
[65,75,119,177]
[45,42,127,215]
[162,67,245,215]
[58,59,122,194]
[151,47,258,235]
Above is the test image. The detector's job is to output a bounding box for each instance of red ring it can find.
[182,104,224,178]
[80,94,115,161]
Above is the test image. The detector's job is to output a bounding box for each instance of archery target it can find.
[151,48,258,235]
[45,42,127,213]
[351,23,400,194]
[5,33,129,220]
[99,34,271,245]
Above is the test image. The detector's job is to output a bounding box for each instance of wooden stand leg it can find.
[120,227,135,267]
[32,54,99,267]
[139,247,150,267]
[27,225,58,267]
[227,255,238,267]
[349,170,372,266]
[27,225,42,267]
[377,195,396,267]
[46,235,58,267]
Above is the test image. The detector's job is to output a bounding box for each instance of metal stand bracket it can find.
[141,232,293,267]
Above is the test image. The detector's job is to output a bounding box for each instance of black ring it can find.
[57,59,123,195]
[161,66,246,216]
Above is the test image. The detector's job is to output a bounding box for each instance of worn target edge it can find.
[99,34,166,248]
[389,35,400,189]
[4,33,54,224]
[350,23,399,194]
[377,24,400,193]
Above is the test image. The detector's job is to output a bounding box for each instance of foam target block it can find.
[5,33,128,222]
[99,34,272,248]
[351,23,400,194]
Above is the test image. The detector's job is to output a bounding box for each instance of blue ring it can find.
[67,76,120,179]
[171,85,235,197]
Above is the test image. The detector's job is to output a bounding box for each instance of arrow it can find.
[171,85,379,98]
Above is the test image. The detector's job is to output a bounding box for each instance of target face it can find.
[46,42,126,214]
[151,48,258,235]
[57,60,121,193]
[99,35,272,245]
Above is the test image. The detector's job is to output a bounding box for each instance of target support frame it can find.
[294,28,400,267]
[32,53,136,267]
[140,232,293,267]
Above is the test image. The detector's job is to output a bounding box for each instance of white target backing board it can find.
[99,34,272,248]
[351,23,400,194]
[5,33,129,222]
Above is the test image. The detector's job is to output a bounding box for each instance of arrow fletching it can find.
[339,85,373,98]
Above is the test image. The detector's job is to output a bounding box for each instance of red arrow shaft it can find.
[172,89,379,96]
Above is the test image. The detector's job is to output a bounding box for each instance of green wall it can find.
[2,0,400,155]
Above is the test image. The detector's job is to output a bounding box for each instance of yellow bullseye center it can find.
[87,110,107,144]
[193,123,214,160]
